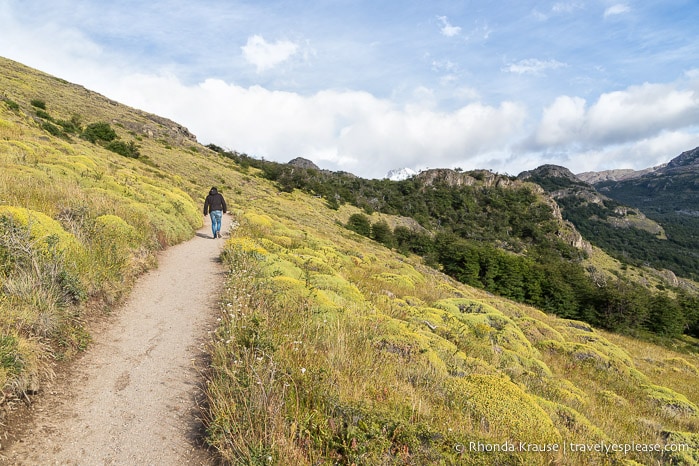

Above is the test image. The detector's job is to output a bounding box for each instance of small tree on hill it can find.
[346,213,371,237]
[371,220,395,248]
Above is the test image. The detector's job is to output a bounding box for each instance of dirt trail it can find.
[2,216,231,465]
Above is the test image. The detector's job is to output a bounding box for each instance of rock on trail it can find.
[2,217,231,465]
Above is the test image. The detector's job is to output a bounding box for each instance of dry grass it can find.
[2,56,698,465]
[204,189,699,465]
[0,57,229,399]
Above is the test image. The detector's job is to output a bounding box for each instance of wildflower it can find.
[301,367,306,375]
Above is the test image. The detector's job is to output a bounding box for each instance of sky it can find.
[2,0,699,179]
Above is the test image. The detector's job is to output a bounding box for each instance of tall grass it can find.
[0,58,210,400]
[204,197,699,465]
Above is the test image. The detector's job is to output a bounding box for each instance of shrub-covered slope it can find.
[207,187,699,465]
[519,164,699,287]
[216,150,699,340]
[1,57,698,465]
[0,56,230,401]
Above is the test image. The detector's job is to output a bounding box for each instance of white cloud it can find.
[108,73,526,178]
[437,16,461,37]
[532,2,583,21]
[534,96,587,146]
[586,83,699,142]
[465,21,492,41]
[552,2,584,14]
[432,59,458,73]
[604,4,631,18]
[241,35,299,72]
[0,8,104,78]
[453,86,481,101]
[503,59,566,75]
[527,80,699,151]
[565,131,699,174]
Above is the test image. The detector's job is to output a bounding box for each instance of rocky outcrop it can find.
[417,168,515,189]
[288,157,320,170]
[519,164,581,184]
[576,166,665,184]
[138,113,197,144]
[557,223,593,255]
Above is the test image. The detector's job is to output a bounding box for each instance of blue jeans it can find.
[210,210,223,237]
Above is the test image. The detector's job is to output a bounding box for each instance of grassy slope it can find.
[208,181,699,465]
[0,57,226,397]
[1,57,698,464]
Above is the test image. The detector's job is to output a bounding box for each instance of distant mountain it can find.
[518,164,664,235]
[577,164,665,184]
[594,146,699,217]
[588,147,699,280]
[385,167,417,181]
[517,165,673,272]
[666,146,699,171]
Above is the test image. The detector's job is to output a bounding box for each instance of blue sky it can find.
[2,0,699,178]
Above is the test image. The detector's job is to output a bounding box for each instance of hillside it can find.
[588,147,699,281]
[1,56,699,464]
[224,151,699,339]
[515,165,699,282]
[518,164,664,238]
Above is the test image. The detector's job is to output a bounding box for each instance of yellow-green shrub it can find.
[0,206,81,255]
[447,374,562,445]
[642,383,699,418]
[93,214,140,248]
[517,316,565,344]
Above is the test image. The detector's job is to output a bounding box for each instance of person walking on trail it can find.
[203,186,227,239]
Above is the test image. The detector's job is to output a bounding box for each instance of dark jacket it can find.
[203,188,227,214]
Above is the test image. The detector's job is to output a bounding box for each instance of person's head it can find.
[210,186,218,195]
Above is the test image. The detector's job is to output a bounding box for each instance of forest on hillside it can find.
[524,168,699,282]
[207,147,699,343]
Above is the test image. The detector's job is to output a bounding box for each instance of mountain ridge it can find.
[576,164,666,183]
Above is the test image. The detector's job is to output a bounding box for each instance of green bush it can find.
[4,99,20,111]
[35,109,52,120]
[346,213,371,237]
[30,98,46,109]
[56,116,81,134]
[41,121,64,138]
[81,122,117,143]
[371,220,395,248]
[106,140,140,158]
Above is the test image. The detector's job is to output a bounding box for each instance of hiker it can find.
[203,186,227,239]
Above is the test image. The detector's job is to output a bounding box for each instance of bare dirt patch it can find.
[0,216,231,465]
